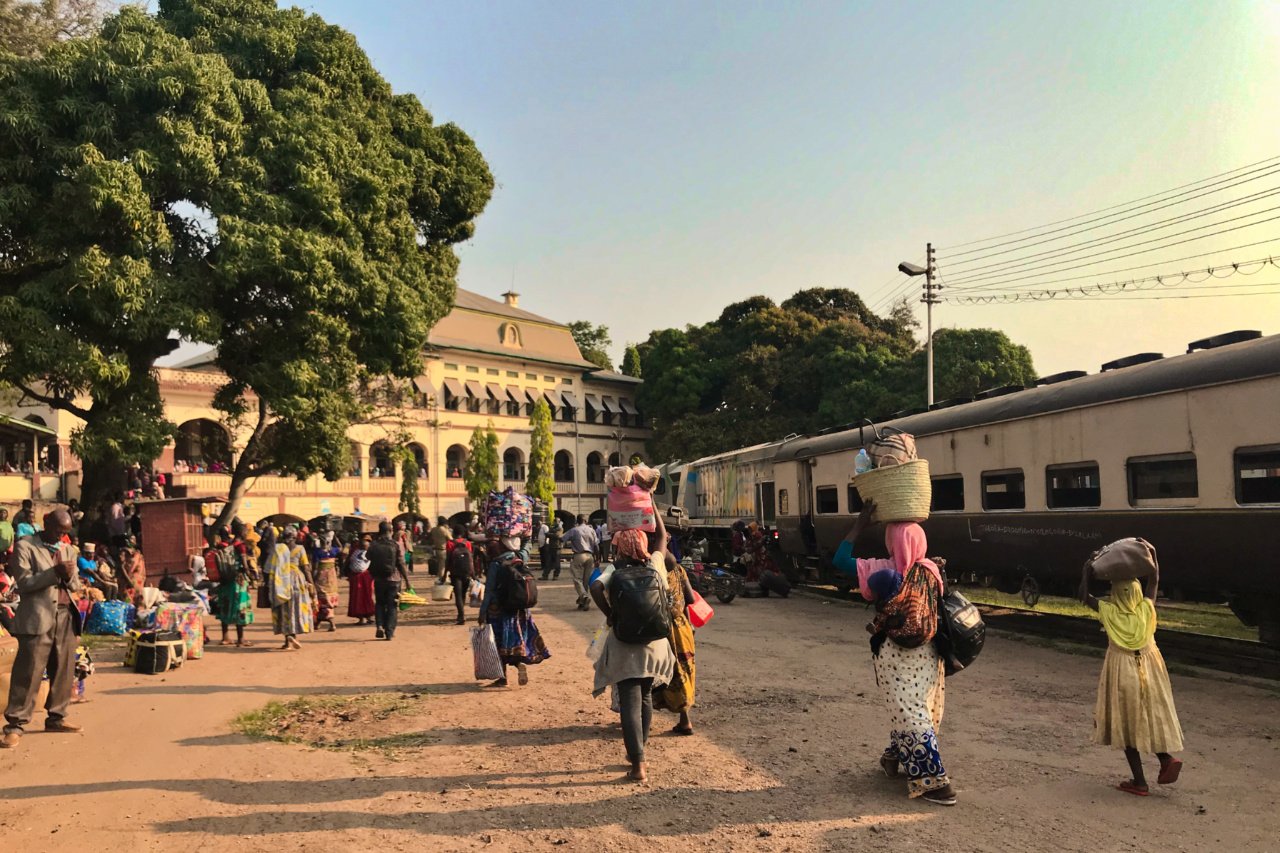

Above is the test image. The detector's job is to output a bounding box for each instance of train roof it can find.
[686,439,790,468]
[775,331,1280,463]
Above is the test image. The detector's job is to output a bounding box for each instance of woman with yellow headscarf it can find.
[1081,555,1184,796]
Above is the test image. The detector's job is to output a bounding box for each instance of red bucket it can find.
[688,590,714,628]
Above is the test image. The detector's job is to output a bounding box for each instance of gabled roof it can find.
[584,370,643,385]
[452,289,561,326]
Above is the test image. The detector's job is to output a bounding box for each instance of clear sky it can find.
[192,1,1280,377]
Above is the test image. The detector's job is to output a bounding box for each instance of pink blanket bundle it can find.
[607,484,657,533]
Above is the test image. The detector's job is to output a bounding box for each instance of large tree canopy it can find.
[568,320,612,371]
[0,0,493,511]
[635,288,1035,463]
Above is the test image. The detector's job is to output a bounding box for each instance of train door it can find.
[756,481,776,525]
[797,460,817,552]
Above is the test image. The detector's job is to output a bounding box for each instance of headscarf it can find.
[1097,579,1156,651]
[885,523,944,591]
[613,528,649,562]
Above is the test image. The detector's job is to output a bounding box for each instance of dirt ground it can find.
[1,578,1277,853]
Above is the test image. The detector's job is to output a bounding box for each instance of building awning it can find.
[584,393,601,410]
[464,380,484,399]
[542,389,561,408]
[505,386,523,404]
[411,376,434,396]
[600,396,621,414]
[485,383,503,401]
[442,378,466,398]
[560,391,579,409]
[523,388,540,404]
[618,397,639,415]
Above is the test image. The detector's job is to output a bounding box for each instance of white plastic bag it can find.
[585,620,609,663]
[470,624,504,681]
[467,579,485,608]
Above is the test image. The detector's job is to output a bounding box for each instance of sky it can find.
[167,0,1280,378]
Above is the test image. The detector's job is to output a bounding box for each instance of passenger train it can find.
[658,330,1280,645]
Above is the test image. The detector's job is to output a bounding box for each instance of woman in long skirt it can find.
[311,531,341,631]
[1080,559,1184,795]
[346,535,376,625]
[836,501,956,806]
[653,550,697,735]
[270,527,314,650]
[478,535,551,688]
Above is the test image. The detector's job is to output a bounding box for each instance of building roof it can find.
[452,289,561,326]
[168,349,220,371]
[584,370,643,386]
[0,413,57,438]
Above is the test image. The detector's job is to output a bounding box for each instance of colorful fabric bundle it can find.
[154,602,206,660]
[484,487,533,537]
[84,601,135,636]
[607,484,656,533]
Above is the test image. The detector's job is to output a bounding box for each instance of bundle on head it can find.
[869,432,917,469]
[630,464,661,492]
[604,466,633,490]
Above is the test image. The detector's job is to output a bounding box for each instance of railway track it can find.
[796,584,1280,681]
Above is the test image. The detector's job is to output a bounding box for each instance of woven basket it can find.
[853,458,931,523]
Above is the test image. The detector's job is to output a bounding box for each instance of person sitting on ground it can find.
[1080,557,1184,796]
[590,527,676,783]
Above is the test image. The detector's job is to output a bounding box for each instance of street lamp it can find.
[896,243,940,406]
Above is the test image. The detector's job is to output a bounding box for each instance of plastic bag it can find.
[607,484,656,533]
[470,624,504,681]
[467,579,485,608]
[585,621,609,662]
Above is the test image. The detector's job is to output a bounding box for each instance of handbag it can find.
[470,624,504,681]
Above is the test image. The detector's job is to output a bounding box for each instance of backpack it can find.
[497,556,538,613]
[608,562,672,644]
[933,589,985,676]
[214,545,241,584]
[449,545,473,580]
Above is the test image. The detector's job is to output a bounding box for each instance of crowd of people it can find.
[1,495,1186,802]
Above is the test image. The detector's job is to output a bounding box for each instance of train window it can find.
[1047,462,1101,509]
[778,489,790,515]
[846,484,864,513]
[815,486,839,514]
[1127,454,1198,506]
[654,478,667,497]
[1236,447,1280,504]
[981,470,1025,511]
[931,475,964,511]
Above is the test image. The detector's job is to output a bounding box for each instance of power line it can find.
[942,178,1280,270]
[930,237,1280,293]
[936,209,1280,290]
[946,285,1280,304]
[937,152,1280,252]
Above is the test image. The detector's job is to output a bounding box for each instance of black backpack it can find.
[498,556,538,613]
[608,562,672,644]
[934,589,985,676]
[214,545,241,584]
[449,545,473,580]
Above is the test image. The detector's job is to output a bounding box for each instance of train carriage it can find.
[668,331,1280,644]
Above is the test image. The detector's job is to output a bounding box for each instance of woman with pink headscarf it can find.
[833,500,957,807]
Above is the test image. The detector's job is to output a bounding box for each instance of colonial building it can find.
[4,290,650,524]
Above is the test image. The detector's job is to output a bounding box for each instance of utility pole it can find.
[922,242,941,407]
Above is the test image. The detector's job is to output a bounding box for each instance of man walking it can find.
[562,515,600,611]
[446,527,473,625]
[535,516,552,580]
[428,516,451,578]
[367,521,410,641]
[3,509,82,749]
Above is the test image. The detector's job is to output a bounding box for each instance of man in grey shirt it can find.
[561,516,599,611]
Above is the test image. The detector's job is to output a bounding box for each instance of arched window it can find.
[348,442,363,476]
[175,419,232,472]
[503,447,525,482]
[370,441,394,478]
[408,443,428,479]
[607,451,621,468]
[23,415,46,427]
[586,451,604,483]
[446,444,467,479]
[554,450,574,483]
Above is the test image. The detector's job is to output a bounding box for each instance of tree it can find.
[525,399,554,506]
[396,444,420,516]
[568,320,613,371]
[463,422,499,504]
[0,1,492,514]
[0,0,118,58]
[927,328,1037,401]
[621,344,642,378]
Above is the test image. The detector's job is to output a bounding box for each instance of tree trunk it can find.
[214,399,269,530]
[78,452,124,514]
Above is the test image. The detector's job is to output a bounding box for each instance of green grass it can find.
[232,692,436,754]
[961,588,1258,641]
[80,634,128,653]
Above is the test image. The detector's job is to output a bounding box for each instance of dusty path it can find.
[1,580,1277,852]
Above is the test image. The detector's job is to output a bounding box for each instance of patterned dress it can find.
[270,544,314,636]
[312,545,341,621]
[210,545,254,628]
[655,562,696,714]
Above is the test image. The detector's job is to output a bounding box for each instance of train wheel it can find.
[1020,576,1041,608]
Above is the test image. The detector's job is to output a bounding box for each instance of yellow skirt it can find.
[1093,641,1183,754]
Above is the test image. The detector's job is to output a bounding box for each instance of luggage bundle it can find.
[851,424,931,523]
[84,600,136,636]
[483,487,533,538]
[606,465,660,533]
[1086,537,1158,581]
[133,630,185,675]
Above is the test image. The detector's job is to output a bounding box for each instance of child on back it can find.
[1080,557,1184,796]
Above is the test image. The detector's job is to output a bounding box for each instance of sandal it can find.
[1157,758,1183,785]
[236,640,254,648]
[517,664,529,686]
[880,756,900,778]
[1117,780,1149,797]
[921,789,957,806]
[670,725,694,736]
